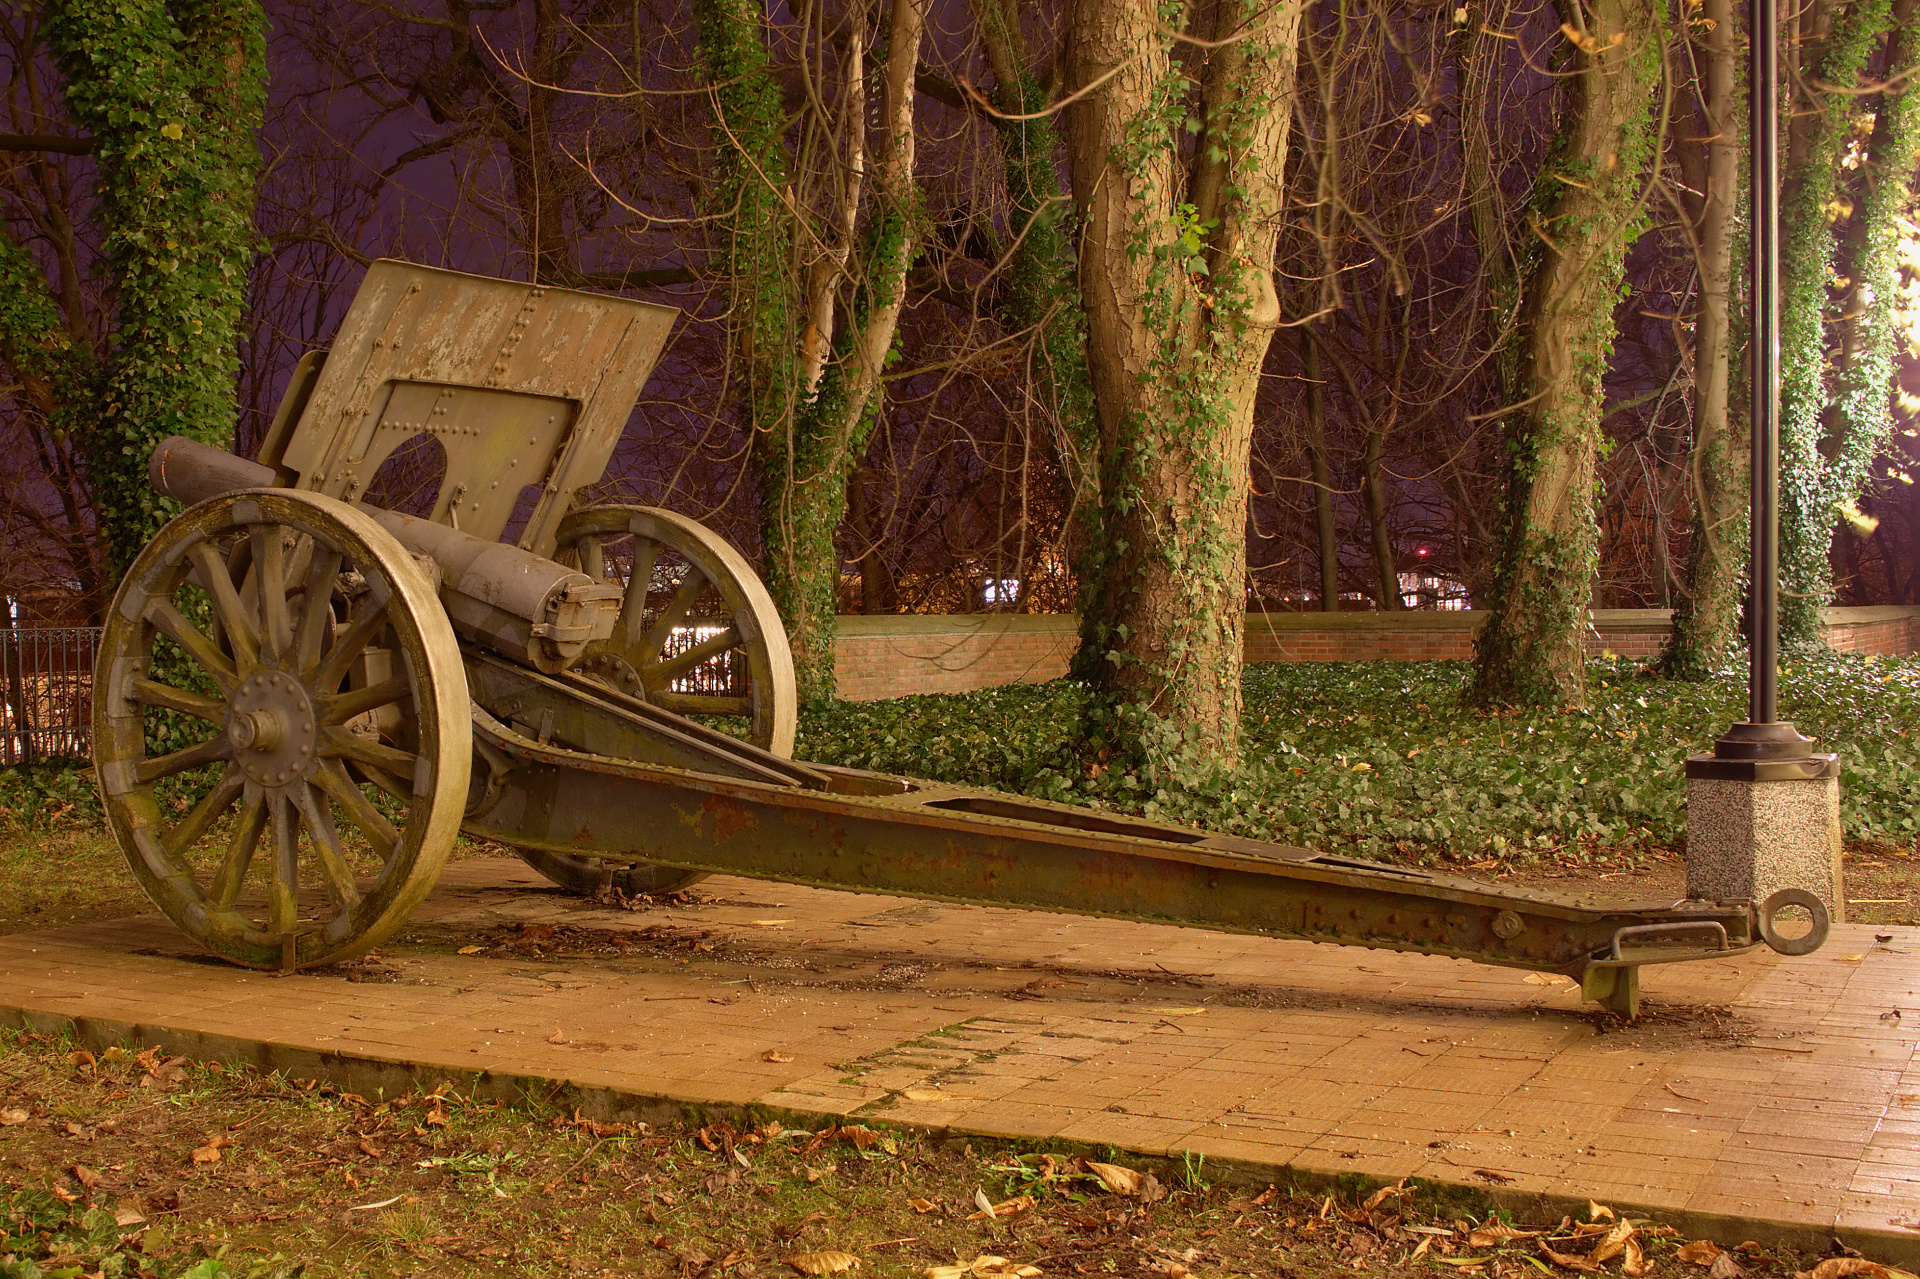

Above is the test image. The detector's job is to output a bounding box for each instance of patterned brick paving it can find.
[2,858,1916,1251]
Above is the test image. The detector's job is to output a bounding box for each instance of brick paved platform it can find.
[3,858,1917,1258]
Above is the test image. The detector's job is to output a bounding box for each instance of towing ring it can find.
[1756,888,1830,956]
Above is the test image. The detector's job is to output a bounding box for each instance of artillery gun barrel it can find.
[149,435,619,672]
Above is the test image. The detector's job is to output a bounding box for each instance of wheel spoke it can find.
[161,764,246,859]
[144,598,240,694]
[311,761,398,858]
[351,762,412,804]
[651,691,751,716]
[210,788,268,910]
[322,674,411,726]
[320,725,419,777]
[621,538,661,646]
[252,527,293,663]
[267,794,299,935]
[293,546,344,674]
[643,624,742,688]
[129,678,225,723]
[292,782,362,908]
[638,568,707,662]
[187,543,262,673]
[135,734,231,785]
[313,593,390,693]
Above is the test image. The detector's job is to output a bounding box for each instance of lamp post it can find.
[1681,0,1843,917]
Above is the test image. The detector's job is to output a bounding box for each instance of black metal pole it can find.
[1749,0,1779,727]
[1701,0,1810,762]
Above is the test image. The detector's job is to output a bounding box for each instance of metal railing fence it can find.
[2,626,100,764]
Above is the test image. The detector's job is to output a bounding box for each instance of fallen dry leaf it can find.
[967,1194,1035,1221]
[764,1051,796,1063]
[1588,1202,1616,1222]
[924,1257,1042,1279]
[71,1165,102,1190]
[1624,1235,1647,1277]
[1709,1254,1748,1279]
[189,1145,222,1165]
[1677,1242,1724,1266]
[908,1197,938,1214]
[68,1050,96,1071]
[457,945,484,955]
[805,1163,836,1183]
[973,1188,997,1218]
[1469,1222,1539,1247]
[1539,1242,1602,1273]
[1794,1262,1890,1279]
[113,1207,147,1228]
[0,1108,28,1126]
[783,1251,860,1274]
[424,1106,449,1127]
[1588,1219,1637,1265]
[1086,1161,1143,1196]
[1362,1180,1413,1213]
[547,1028,569,1045]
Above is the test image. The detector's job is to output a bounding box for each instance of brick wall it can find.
[830,606,1920,700]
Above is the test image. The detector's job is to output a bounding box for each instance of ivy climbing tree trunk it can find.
[42,0,267,579]
[1775,0,1895,645]
[1470,0,1663,708]
[1064,0,1303,766]
[696,0,926,704]
[1822,0,1920,585]
[969,0,1105,639]
[1661,0,1748,678]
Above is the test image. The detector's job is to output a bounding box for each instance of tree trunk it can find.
[1820,0,1920,586]
[1362,427,1398,610]
[697,0,925,703]
[1661,0,1748,678]
[44,0,266,576]
[1471,0,1663,707]
[1064,0,1302,764]
[971,0,1104,633]
[1301,331,1341,611]
[1775,0,1895,645]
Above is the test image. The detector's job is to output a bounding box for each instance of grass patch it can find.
[798,650,1920,865]
[0,1027,1885,1278]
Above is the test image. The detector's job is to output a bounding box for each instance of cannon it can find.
[93,261,1827,1017]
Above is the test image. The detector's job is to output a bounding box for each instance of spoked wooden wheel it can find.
[95,489,470,969]
[554,504,796,753]
[516,504,797,898]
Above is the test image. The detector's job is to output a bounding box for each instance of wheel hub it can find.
[228,670,319,787]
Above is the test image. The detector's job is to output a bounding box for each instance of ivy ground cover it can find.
[798,650,1920,866]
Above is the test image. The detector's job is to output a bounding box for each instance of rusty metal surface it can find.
[273,261,678,556]
[459,656,1763,1011]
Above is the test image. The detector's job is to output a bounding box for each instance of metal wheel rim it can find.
[94,488,471,969]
